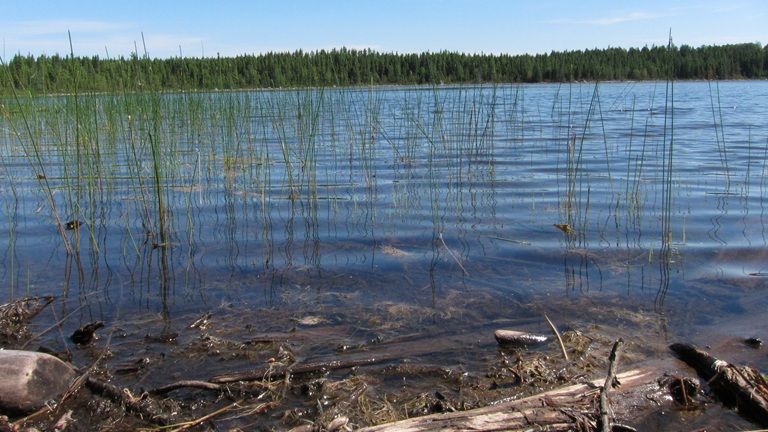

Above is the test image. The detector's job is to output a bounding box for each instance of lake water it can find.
[1,81,767,427]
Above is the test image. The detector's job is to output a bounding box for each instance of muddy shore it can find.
[2,280,765,431]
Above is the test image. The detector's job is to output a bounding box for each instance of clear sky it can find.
[2,0,767,59]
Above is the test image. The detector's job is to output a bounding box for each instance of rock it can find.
[494,329,549,347]
[0,350,77,413]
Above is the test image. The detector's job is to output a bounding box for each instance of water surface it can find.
[1,81,767,402]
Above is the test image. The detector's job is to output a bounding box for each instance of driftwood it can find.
[670,342,768,426]
[600,339,623,432]
[150,355,390,395]
[161,320,545,392]
[211,356,386,383]
[358,368,655,432]
[150,379,224,396]
[543,314,569,361]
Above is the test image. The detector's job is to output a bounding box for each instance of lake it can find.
[1,80,767,428]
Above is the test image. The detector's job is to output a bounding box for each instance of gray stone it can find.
[0,350,77,413]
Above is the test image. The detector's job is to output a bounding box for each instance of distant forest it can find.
[2,42,767,93]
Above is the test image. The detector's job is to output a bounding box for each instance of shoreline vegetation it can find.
[1,42,767,94]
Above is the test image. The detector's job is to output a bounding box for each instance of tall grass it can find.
[1,60,73,255]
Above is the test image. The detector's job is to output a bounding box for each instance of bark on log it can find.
[358,368,655,432]
[670,342,768,426]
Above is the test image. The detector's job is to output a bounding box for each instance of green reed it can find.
[0,62,73,254]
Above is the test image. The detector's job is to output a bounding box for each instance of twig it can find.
[150,380,224,396]
[141,399,245,432]
[486,236,531,245]
[12,404,52,427]
[438,232,468,275]
[600,338,624,432]
[543,314,569,361]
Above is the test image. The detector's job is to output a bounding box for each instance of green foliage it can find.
[1,43,766,94]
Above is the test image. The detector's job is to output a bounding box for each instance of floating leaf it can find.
[553,223,574,234]
[380,244,412,257]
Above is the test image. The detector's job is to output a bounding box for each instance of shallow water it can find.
[1,81,767,427]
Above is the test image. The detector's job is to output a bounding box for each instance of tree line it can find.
[2,43,767,94]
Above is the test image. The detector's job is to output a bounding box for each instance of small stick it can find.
[543,314,569,361]
[600,338,624,432]
[148,399,245,432]
[486,236,531,245]
[438,233,468,275]
[150,380,224,396]
[12,404,52,427]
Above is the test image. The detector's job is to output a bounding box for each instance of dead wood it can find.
[544,314,569,361]
[209,322,544,385]
[150,355,389,397]
[600,339,623,432]
[210,356,387,384]
[150,380,225,396]
[358,368,656,432]
[670,342,768,426]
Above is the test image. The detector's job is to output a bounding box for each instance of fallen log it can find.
[670,342,768,426]
[156,321,541,394]
[358,368,656,432]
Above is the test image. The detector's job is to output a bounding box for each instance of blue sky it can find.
[2,0,767,59]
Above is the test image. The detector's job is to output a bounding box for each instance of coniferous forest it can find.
[2,42,767,94]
